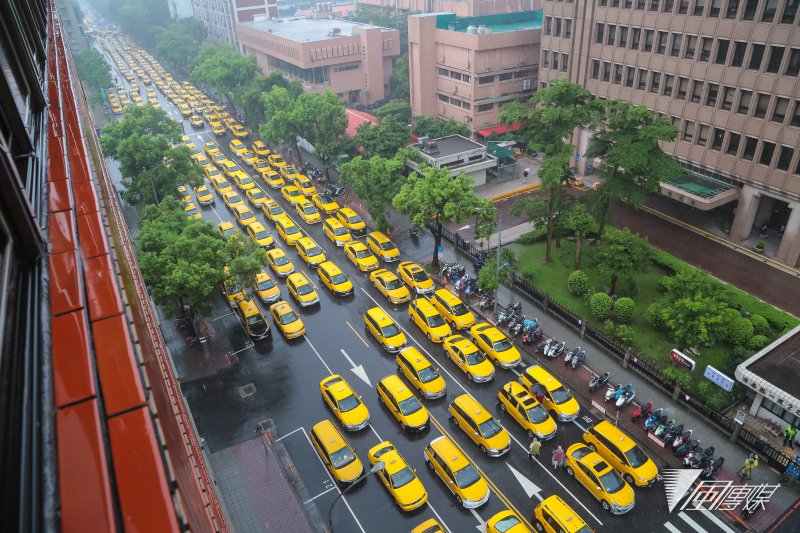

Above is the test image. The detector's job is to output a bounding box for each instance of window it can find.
[683,120,695,141]
[614,64,623,84]
[599,0,608,4]
[706,83,719,106]
[767,46,785,73]
[637,0,646,7]
[555,18,562,37]
[710,0,723,15]
[731,41,747,67]
[694,0,706,15]
[721,86,735,110]
[624,0,632,6]
[562,54,569,72]
[438,67,449,76]
[664,0,675,11]
[625,66,635,87]
[711,128,725,150]
[759,141,776,165]
[650,71,661,92]
[782,0,799,23]
[690,80,704,103]
[671,34,683,56]
[715,39,729,64]
[565,19,572,38]
[500,72,514,81]
[685,35,697,59]
[591,59,600,79]
[663,75,675,96]
[677,77,689,98]
[726,132,741,155]
[742,0,759,20]
[726,0,740,18]
[697,124,709,146]
[603,62,612,81]
[679,0,689,13]
[762,0,778,21]
[772,97,789,122]
[638,68,649,90]
[619,27,629,47]
[699,37,713,61]
[742,136,758,160]
[595,23,604,44]
[657,32,668,54]
[777,146,794,171]
[546,17,552,35]
[749,44,765,70]
[643,30,654,52]
[754,93,770,118]
[607,25,617,45]
[631,28,641,49]
[651,0,661,9]
[479,75,495,84]
[438,93,449,102]
[552,54,560,71]
[786,49,800,76]
[737,90,752,114]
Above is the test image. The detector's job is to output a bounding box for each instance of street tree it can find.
[500,80,602,262]
[261,86,306,161]
[393,166,493,268]
[592,227,652,295]
[476,248,517,292]
[662,295,726,349]
[190,45,258,113]
[510,194,549,241]
[355,118,411,159]
[585,100,682,235]
[412,116,471,139]
[563,204,598,269]
[74,49,112,94]
[299,90,348,171]
[155,18,208,71]
[236,73,302,128]
[224,234,268,289]
[373,101,411,124]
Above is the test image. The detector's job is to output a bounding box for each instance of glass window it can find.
[726,132,741,155]
[591,59,600,79]
[677,77,689,99]
[772,97,788,122]
[638,68,648,90]
[700,37,713,61]
[685,35,697,59]
[477,103,493,112]
[614,63,623,84]
[742,0,759,20]
[619,27,628,47]
[737,90,752,114]
[754,93,770,118]
[694,0,706,15]
[625,66,635,87]
[710,0,723,15]
[663,74,675,96]
[600,62,610,81]
[711,128,725,150]
[760,142,776,166]
[624,0,632,6]
[631,28,641,49]
[726,0,740,18]
[742,136,758,160]
[565,19,572,38]
[599,0,608,4]
[553,54,560,71]
[690,80,704,103]
[651,0,661,9]
[749,44,765,70]
[706,83,719,106]
[650,72,661,93]
[715,39,730,64]
[644,30,654,52]
[683,120,695,141]
[679,0,690,13]
[671,34,683,56]
[555,18,562,37]
[664,0,675,11]
[721,86,735,110]
[696,124,709,146]
[562,54,569,72]
[762,0,778,21]
[782,0,799,23]
[791,102,800,127]
[637,0,646,7]
[767,46,785,73]
[777,146,794,171]
[595,23,604,44]
[546,17,552,35]
[731,41,747,67]
[479,75,495,84]
[786,49,800,76]
[607,25,616,45]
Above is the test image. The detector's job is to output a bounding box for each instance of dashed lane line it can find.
[346,321,370,348]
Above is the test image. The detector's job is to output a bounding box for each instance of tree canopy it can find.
[373,101,411,124]
[74,49,112,93]
[412,116,471,139]
[235,73,302,128]
[190,45,258,112]
[592,227,653,294]
[155,18,208,71]
[355,118,411,159]
[390,54,410,101]
[563,204,598,269]
[116,0,169,47]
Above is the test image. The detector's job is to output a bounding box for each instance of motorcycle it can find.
[324,184,345,197]
[616,387,635,408]
[479,294,495,310]
[605,384,622,403]
[643,408,664,432]
[498,305,515,326]
[689,446,715,469]
[648,414,668,434]
[473,255,485,273]
[672,429,693,449]
[570,349,586,369]
[700,456,724,480]
[589,372,610,392]
[674,438,701,458]
[564,347,581,366]
[546,340,565,359]
[663,424,685,445]
[511,316,525,337]
[522,326,543,345]
[615,384,632,402]
[409,226,419,239]
[654,417,676,437]
[632,401,653,421]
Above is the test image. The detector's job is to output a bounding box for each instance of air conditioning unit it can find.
[523,79,531,90]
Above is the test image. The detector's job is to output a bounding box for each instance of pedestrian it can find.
[739,453,759,480]
[528,437,541,460]
[552,445,565,470]
[783,425,797,449]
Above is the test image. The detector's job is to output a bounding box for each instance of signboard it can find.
[734,410,746,425]
[670,349,696,372]
[647,432,666,448]
[591,400,607,416]
[704,365,735,392]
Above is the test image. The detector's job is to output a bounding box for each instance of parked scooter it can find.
[663,424,685,445]
[589,372,610,392]
[672,429,693,450]
[564,347,586,367]
[681,444,704,465]
[521,325,543,345]
[654,418,676,437]
[479,294,495,310]
[643,408,664,432]
[539,338,565,359]
[409,226,419,239]
[689,446,715,469]
[605,384,622,403]
[741,498,760,520]
[632,401,654,421]
[614,384,632,402]
[674,439,701,458]
[570,349,586,369]
[700,456,724,480]
[616,387,635,408]
[648,414,668,434]
[511,317,526,337]
[498,305,517,326]
[564,347,580,366]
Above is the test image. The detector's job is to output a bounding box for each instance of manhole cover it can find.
[238,383,256,398]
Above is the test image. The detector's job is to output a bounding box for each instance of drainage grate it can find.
[238,383,257,398]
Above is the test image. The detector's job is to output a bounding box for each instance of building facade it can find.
[192,0,278,44]
[540,0,800,267]
[408,11,541,131]
[408,135,497,185]
[236,16,401,104]
[357,0,540,17]
[55,0,89,52]
[168,0,196,18]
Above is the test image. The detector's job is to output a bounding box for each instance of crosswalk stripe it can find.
[698,508,736,533]
[679,511,710,532]
[664,521,682,533]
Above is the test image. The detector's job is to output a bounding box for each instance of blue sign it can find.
[704,365,735,392]
[437,245,443,255]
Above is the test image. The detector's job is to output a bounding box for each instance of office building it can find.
[168,0,196,18]
[192,0,278,44]
[357,0,541,17]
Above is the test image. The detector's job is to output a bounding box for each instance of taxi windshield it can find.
[465,350,486,366]
[258,279,275,291]
[451,303,469,316]
[454,464,480,489]
[255,230,269,240]
[382,323,400,338]
[338,394,361,412]
[330,446,356,469]
[278,310,298,324]
[390,467,415,489]
[273,255,289,266]
[296,283,314,296]
[334,227,348,236]
[427,314,445,328]
[348,214,363,224]
[380,241,396,251]
[355,249,372,259]
[526,404,549,424]
[398,396,422,416]
[307,246,322,256]
[599,469,625,494]
[551,386,572,405]
[479,418,502,439]
[625,446,649,468]
[417,366,439,383]
[385,278,403,290]
[411,270,428,282]
[493,338,513,352]
[331,273,348,285]
[285,225,300,234]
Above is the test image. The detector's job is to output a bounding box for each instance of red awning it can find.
[345,108,378,137]
[474,121,523,138]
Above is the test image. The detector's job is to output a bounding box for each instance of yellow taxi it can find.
[230,124,248,138]
[317,261,353,297]
[366,232,400,263]
[443,334,494,383]
[240,150,257,167]
[411,519,444,533]
[266,247,295,278]
[396,347,447,400]
[368,441,428,511]
[424,436,490,509]
[565,443,635,515]
[336,207,366,236]
[222,160,246,180]
[449,393,510,457]
[431,288,476,330]
[178,103,192,116]
[229,139,246,157]
[211,121,226,136]
[470,322,522,369]
[323,217,351,247]
[344,241,379,272]
[253,270,281,304]
[232,172,256,191]
[292,175,316,197]
[252,158,270,175]
[211,152,228,167]
[320,374,370,431]
[533,495,593,533]
[268,153,287,169]
[377,375,429,431]
[364,306,407,353]
[280,164,299,180]
[280,185,304,206]
[497,381,557,441]
[519,365,580,423]
[312,193,340,215]
[189,115,203,128]
[286,272,319,307]
[218,221,238,239]
[269,300,305,339]
[583,420,658,487]
[487,510,531,533]
[275,216,303,245]
[194,184,214,206]
[235,299,271,340]
[296,198,322,224]
[261,199,286,223]
[177,185,191,203]
[233,205,257,227]
[295,236,327,267]
[252,140,270,156]
[397,261,434,295]
[246,221,274,249]
[407,298,451,343]
[211,176,233,196]
[222,190,245,211]
[221,274,246,307]
[245,188,268,209]
[183,202,201,219]
[262,170,284,189]
[310,420,363,486]
[370,269,411,304]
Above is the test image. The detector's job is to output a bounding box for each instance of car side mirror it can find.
[596,486,602,491]
[333,407,339,412]
[448,481,454,485]
[473,432,479,436]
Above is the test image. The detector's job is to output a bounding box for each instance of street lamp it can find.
[147,157,173,205]
[327,461,384,532]
[476,206,504,314]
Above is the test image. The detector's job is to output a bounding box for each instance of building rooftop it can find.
[413,135,484,158]
[239,15,389,42]
[745,326,800,400]
[435,10,542,34]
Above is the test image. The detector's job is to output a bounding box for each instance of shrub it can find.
[617,277,639,298]
[616,324,634,345]
[567,270,588,296]
[728,316,754,346]
[615,297,635,323]
[517,226,548,244]
[748,334,769,351]
[602,319,615,337]
[749,314,770,336]
[590,292,613,321]
[647,303,666,330]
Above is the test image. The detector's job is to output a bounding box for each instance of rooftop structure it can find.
[408,135,496,186]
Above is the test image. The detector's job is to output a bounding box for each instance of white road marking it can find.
[678,511,710,532]
[469,508,486,531]
[507,463,543,501]
[303,486,336,504]
[698,508,736,533]
[303,336,334,375]
[340,348,371,387]
[367,423,383,442]
[427,502,453,533]
[275,426,305,442]
[664,522,682,533]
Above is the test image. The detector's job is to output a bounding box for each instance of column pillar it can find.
[749,392,764,416]
[776,202,800,268]
[730,185,761,242]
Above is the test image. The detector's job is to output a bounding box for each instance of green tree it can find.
[563,204,597,268]
[661,269,725,303]
[614,297,635,323]
[236,73,302,128]
[225,234,268,289]
[299,90,348,171]
[501,80,602,262]
[74,49,112,94]
[117,0,169,47]
[339,151,412,231]
[390,54,410,100]
[393,166,493,268]
[355,119,411,159]
[412,116,471,139]
[155,18,208,71]
[592,227,652,294]
[585,100,683,234]
[373,101,412,124]
[190,45,258,113]
[476,248,517,291]
[261,86,306,161]
[567,270,587,296]
[663,295,726,348]
[589,292,613,321]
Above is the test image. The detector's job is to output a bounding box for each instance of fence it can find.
[438,224,793,471]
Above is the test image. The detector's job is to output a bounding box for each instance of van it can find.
[533,495,593,533]
[366,231,400,262]
[430,288,475,330]
[235,299,271,340]
[396,347,446,399]
[310,420,364,485]
[424,436,490,508]
[519,365,580,422]
[448,394,510,457]
[583,420,658,487]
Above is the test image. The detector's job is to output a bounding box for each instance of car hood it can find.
[340,403,370,427]
[394,477,427,506]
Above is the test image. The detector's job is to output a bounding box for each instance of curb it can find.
[490,183,541,202]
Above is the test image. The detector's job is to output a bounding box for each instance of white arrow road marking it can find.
[458,224,471,231]
[469,508,486,532]
[340,348,370,387]
[507,463,544,502]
